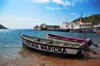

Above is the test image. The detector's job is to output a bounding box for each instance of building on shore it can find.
[34,25,42,30]
[34,23,60,30]
[70,13,92,29]
[60,13,92,30]
[34,13,99,32]
[94,23,100,28]
[60,20,70,30]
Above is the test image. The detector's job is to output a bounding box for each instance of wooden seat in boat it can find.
[42,41,52,44]
[59,43,66,46]
[76,46,80,48]
[32,38,40,41]
[45,41,52,43]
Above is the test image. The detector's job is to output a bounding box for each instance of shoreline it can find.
[34,27,100,33]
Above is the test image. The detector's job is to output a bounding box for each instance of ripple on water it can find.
[0,29,100,66]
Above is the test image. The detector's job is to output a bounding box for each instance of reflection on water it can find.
[0,29,100,66]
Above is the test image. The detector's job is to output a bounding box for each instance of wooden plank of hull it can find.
[20,35,80,55]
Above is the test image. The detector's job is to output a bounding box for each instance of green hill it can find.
[0,24,8,29]
[72,14,100,26]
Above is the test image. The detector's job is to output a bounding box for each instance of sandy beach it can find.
[0,46,100,66]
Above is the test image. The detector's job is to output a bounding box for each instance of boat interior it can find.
[22,35,80,48]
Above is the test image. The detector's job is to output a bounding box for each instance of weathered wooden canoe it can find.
[19,34,87,55]
[46,33,86,43]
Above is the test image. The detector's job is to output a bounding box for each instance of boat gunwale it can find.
[46,33,86,42]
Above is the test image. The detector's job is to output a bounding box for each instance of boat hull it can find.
[94,29,100,34]
[96,32,100,34]
[20,34,81,55]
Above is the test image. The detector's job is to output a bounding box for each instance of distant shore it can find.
[0,24,8,29]
[34,27,100,33]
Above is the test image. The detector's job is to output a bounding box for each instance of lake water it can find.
[0,29,100,66]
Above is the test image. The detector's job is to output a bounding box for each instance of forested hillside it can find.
[72,14,100,26]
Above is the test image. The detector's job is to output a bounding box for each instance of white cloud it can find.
[46,7,69,10]
[5,16,19,18]
[0,16,38,21]
[56,7,69,9]
[52,0,62,4]
[0,21,39,29]
[0,16,40,29]
[52,0,71,5]
[32,0,88,6]
[32,0,50,3]
[50,7,54,10]
[46,7,54,10]
[77,0,88,3]
[57,7,61,9]
[46,7,49,9]
[64,8,69,9]
[71,13,77,15]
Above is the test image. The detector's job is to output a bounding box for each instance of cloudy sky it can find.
[0,0,100,29]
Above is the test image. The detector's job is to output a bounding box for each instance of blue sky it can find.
[0,0,100,29]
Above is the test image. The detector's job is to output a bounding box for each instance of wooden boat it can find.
[19,34,99,55]
[46,33,86,43]
[94,29,100,34]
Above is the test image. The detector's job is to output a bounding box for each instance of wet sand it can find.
[0,45,100,66]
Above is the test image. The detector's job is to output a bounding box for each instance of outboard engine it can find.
[80,38,99,54]
[80,39,91,48]
[81,38,99,48]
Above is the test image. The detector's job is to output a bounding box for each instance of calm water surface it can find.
[0,29,100,66]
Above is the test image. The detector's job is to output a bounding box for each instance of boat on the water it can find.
[94,29,100,34]
[19,34,99,55]
[46,33,86,43]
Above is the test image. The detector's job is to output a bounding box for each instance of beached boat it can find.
[19,34,99,55]
[94,29,100,34]
[46,33,86,43]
